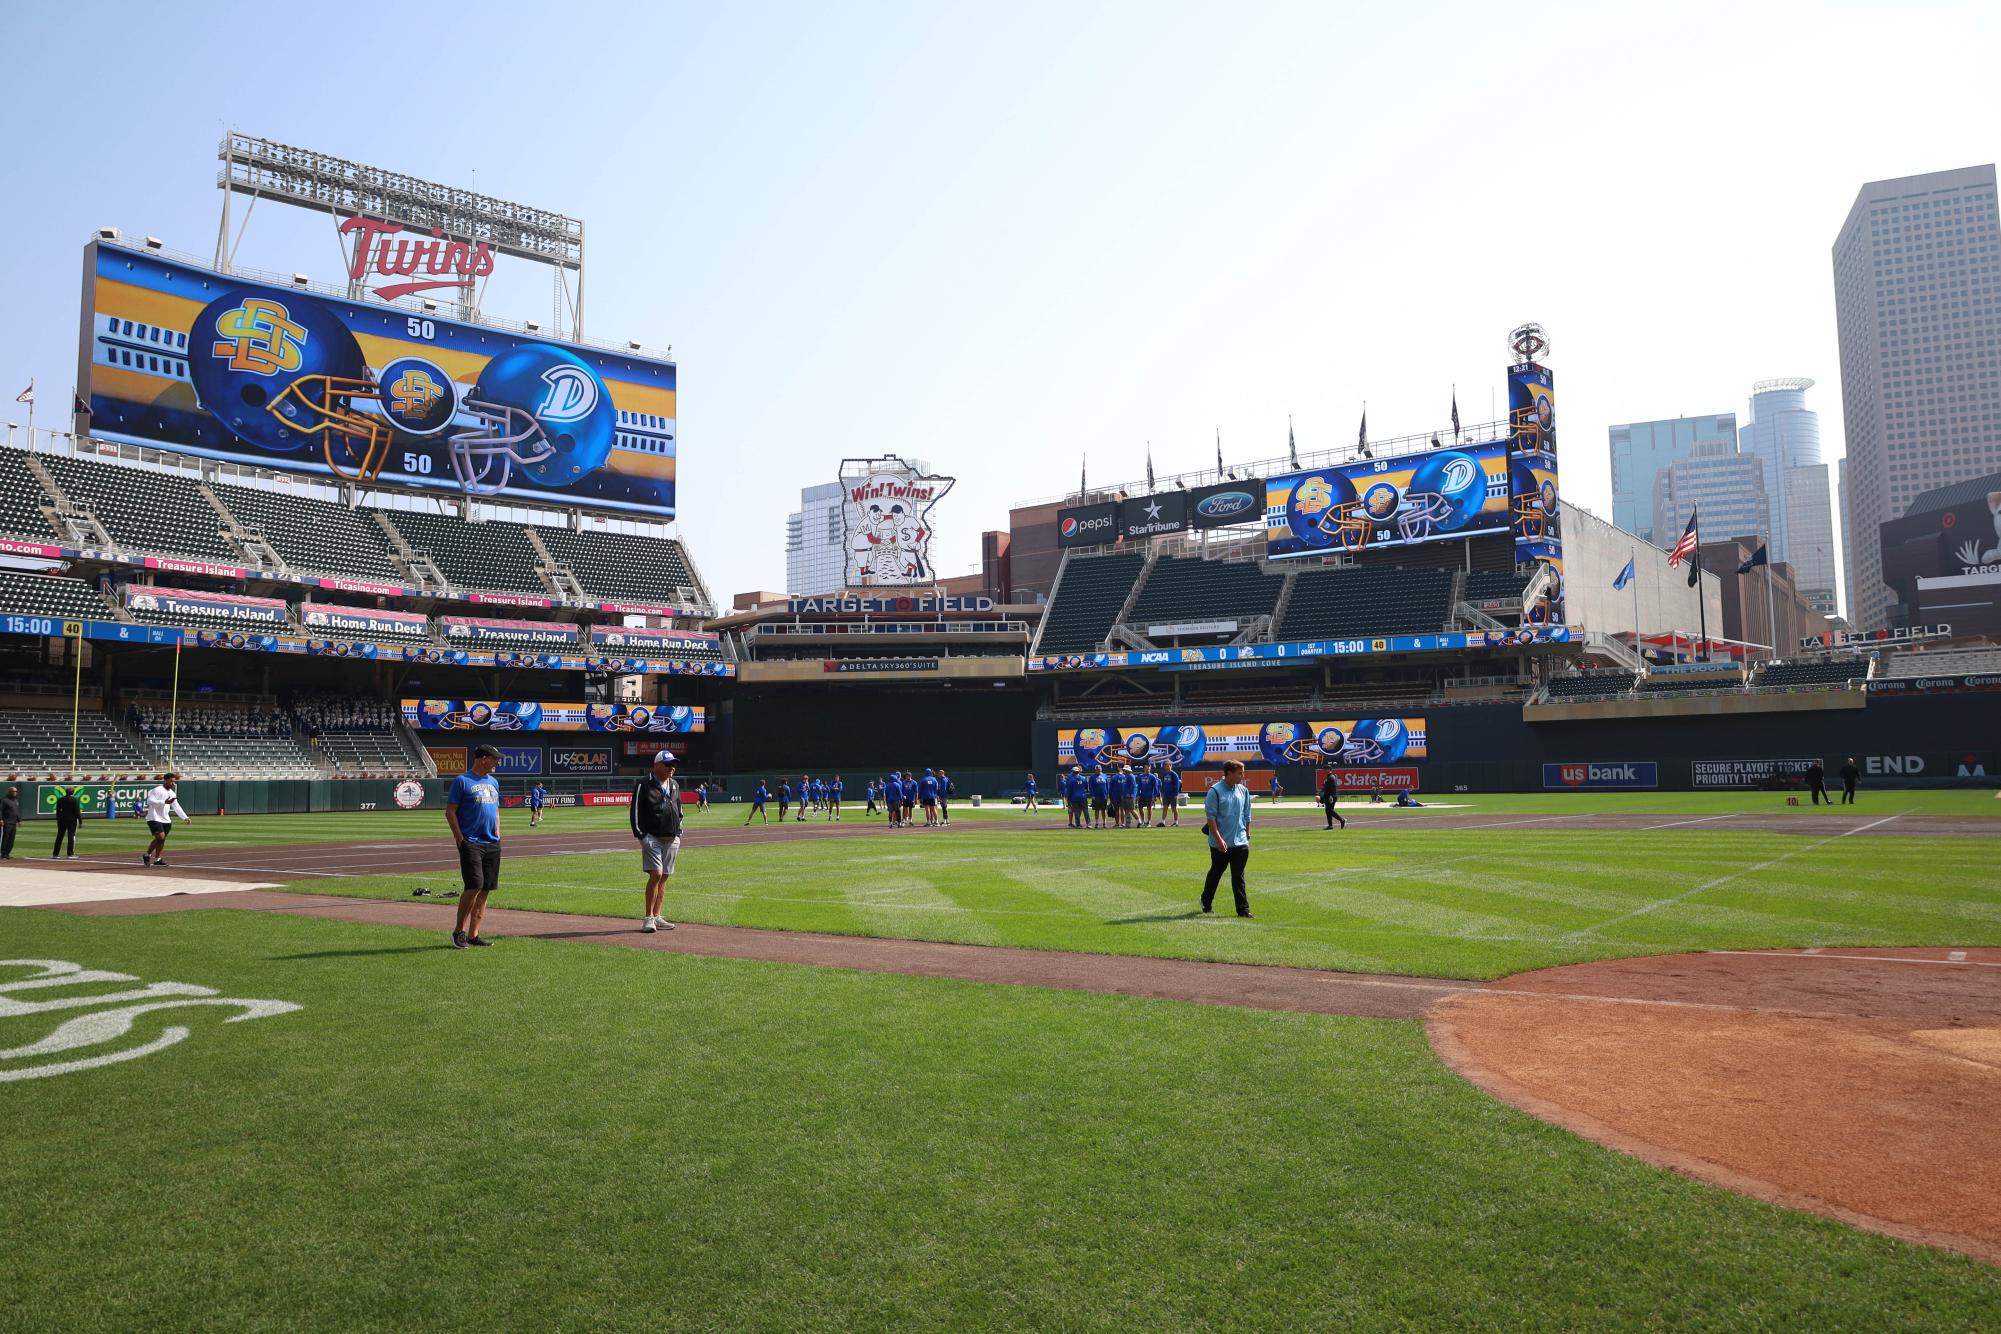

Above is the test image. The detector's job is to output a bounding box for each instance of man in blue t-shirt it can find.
[1159,765,1182,827]
[917,769,941,826]
[745,781,770,826]
[883,774,903,827]
[777,780,791,822]
[1136,767,1159,826]
[445,744,505,949]
[1087,768,1109,829]
[830,776,844,821]
[528,780,547,827]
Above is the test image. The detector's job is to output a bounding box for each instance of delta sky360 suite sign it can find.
[79,243,678,516]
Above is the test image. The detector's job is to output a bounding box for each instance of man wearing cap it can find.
[445,745,503,949]
[629,750,683,933]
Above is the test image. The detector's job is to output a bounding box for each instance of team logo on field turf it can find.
[0,959,299,1083]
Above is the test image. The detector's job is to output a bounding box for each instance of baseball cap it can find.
[653,750,677,765]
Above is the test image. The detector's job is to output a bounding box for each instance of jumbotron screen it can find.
[1264,441,1510,559]
[80,242,677,517]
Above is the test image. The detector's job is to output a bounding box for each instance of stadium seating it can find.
[0,449,55,541]
[212,483,405,582]
[383,511,549,595]
[1640,670,1744,695]
[535,525,703,606]
[0,570,114,621]
[449,631,580,655]
[1277,566,1455,640]
[1544,671,1637,700]
[157,734,324,780]
[0,708,153,776]
[1757,658,1870,688]
[1036,553,1145,654]
[1128,557,1284,630]
[38,454,241,563]
[1462,570,1529,604]
[1879,647,2001,678]
[124,600,291,636]
[314,731,425,776]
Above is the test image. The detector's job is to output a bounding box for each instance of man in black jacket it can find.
[1319,770,1346,829]
[1806,759,1829,805]
[1839,757,1860,805]
[52,787,83,858]
[0,785,19,859]
[630,752,684,933]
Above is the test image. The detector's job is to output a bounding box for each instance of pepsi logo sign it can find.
[1060,518,1078,538]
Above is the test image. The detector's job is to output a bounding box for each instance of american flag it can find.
[1666,511,1699,567]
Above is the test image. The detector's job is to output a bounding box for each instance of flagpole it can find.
[69,629,83,778]
[1631,548,1639,665]
[169,637,182,771]
[1764,549,1779,661]
[1693,515,1708,664]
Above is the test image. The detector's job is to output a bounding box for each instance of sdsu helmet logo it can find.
[1399,450,1489,541]
[449,344,616,494]
[211,298,308,375]
[536,364,599,422]
[379,358,458,437]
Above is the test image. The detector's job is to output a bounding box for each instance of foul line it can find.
[1565,812,1910,940]
[1639,813,1743,831]
[1710,949,2000,970]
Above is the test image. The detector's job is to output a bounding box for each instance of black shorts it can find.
[146,820,172,836]
[458,841,502,893]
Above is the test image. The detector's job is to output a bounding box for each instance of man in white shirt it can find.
[142,773,192,867]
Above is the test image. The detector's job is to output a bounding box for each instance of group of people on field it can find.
[1053,764,1185,829]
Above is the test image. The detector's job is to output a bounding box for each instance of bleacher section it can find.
[1757,658,1870,689]
[536,525,702,606]
[383,511,548,595]
[448,632,581,655]
[0,571,113,621]
[1128,557,1283,631]
[1640,671,1744,695]
[1544,671,1637,700]
[39,454,239,562]
[0,709,152,776]
[1880,647,2001,678]
[159,734,323,780]
[1462,570,1529,604]
[1278,566,1455,640]
[315,731,423,776]
[0,450,54,540]
[1037,553,1144,654]
[213,483,404,581]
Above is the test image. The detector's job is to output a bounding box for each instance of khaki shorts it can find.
[641,834,680,875]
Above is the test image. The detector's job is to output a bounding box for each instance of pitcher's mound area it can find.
[1428,948,2001,1264]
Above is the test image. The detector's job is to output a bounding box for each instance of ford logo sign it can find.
[1197,490,1255,519]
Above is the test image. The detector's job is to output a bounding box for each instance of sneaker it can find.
[152,860,169,868]
[142,854,152,866]
[1237,911,1255,919]
[655,919,675,930]
[468,935,493,947]
[451,930,469,949]
[641,917,658,933]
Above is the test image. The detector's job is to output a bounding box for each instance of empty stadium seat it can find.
[1462,570,1530,604]
[383,512,548,595]
[1128,557,1284,630]
[1036,553,1145,653]
[0,570,115,621]
[535,525,704,606]
[1880,647,2001,678]
[1640,671,1744,694]
[1278,566,1455,640]
[214,482,405,581]
[0,449,56,541]
[1757,658,1870,688]
[1544,671,1637,700]
[39,454,241,562]
[0,709,153,775]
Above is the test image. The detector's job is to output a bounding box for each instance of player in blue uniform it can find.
[527,780,547,827]
[1063,769,1085,828]
[883,774,902,827]
[746,780,770,826]
[776,780,791,822]
[830,776,844,821]
[1136,767,1158,826]
[937,770,955,825]
[1087,768,1109,829]
[917,769,941,826]
[1159,764,1182,827]
[900,771,918,827]
[1023,773,1039,813]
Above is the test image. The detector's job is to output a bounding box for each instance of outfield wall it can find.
[1031,693,2001,792]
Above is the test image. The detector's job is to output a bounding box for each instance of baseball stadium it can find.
[3,136,1999,1331]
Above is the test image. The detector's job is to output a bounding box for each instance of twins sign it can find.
[842,459,953,586]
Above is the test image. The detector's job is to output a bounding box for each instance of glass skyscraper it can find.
[1608,413,1738,544]
[1832,163,2001,631]
[1739,379,1836,615]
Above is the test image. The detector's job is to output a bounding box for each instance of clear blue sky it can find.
[3,1,1997,606]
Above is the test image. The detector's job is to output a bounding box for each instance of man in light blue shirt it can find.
[1201,760,1255,918]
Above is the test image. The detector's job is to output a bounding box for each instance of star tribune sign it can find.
[842,460,955,587]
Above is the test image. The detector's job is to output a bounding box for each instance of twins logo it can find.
[210,298,307,376]
[537,364,599,422]
[0,959,299,1083]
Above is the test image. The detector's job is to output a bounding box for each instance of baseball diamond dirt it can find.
[37,804,1999,1268]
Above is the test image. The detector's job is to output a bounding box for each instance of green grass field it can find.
[5,908,1998,1330]
[7,791,1999,1326]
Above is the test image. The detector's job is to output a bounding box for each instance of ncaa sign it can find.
[1543,761,1657,789]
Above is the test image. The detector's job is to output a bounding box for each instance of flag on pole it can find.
[1080,454,1087,497]
[1666,510,1699,568]
[72,389,89,417]
[1613,556,1635,590]
[1287,417,1299,469]
[1736,543,1768,575]
[1451,389,1461,441]
[1145,444,1154,492]
[13,380,31,405]
[1215,429,1224,479]
[1357,407,1368,458]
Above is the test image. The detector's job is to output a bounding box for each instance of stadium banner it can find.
[315,575,412,598]
[81,243,678,517]
[124,585,287,625]
[1028,625,1573,672]
[1057,502,1119,548]
[1864,673,2001,694]
[503,791,579,809]
[1121,491,1187,540]
[591,625,719,652]
[140,554,246,579]
[1188,481,1264,529]
[426,745,469,776]
[1543,761,1658,790]
[823,659,939,673]
[192,628,288,652]
[0,538,68,559]
[622,736,698,760]
[440,616,578,645]
[468,591,555,609]
[1264,440,1510,560]
[401,700,705,733]
[0,615,182,646]
[595,600,686,618]
[1508,360,1564,623]
[585,654,734,676]
[301,603,429,636]
[1690,758,1816,788]
[1181,766,1419,794]
[306,638,379,659]
[35,781,154,815]
[843,460,954,586]
[582,791,632,806]
[494,746,542,776]
[785,595,995,614]
[549,747,614,774]
[1054,718,1427,768]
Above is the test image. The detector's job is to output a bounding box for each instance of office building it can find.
[1739,378,1837,615]
[1652,440,1770,549]
[1608,413,1738,543]
[784,480,848,595]
[1832,163,2001,631]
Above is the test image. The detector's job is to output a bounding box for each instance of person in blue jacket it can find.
[1087,768,1110,829]
[745,781,770,826]
[1023,772,1039,813]
[830,775,844,821]
[776,780,791,822]
[917,768,942,826]
[1064,768,1086,828]
[1136,766,1159,827]
[1159,765,1183,827]
[883,773,903,828]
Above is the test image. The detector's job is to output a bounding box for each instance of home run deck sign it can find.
[0,959,299,1082]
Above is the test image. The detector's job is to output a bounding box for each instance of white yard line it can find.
[1709,949,1999,969]
[1639,813,1743,831]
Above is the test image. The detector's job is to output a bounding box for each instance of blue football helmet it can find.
[189,289,395,482]
[1341,718,1410,765]
[1399,451,1490,541]
[1289,473,1371,550]
[1511,459,1554,538]
[449,344,616,494]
